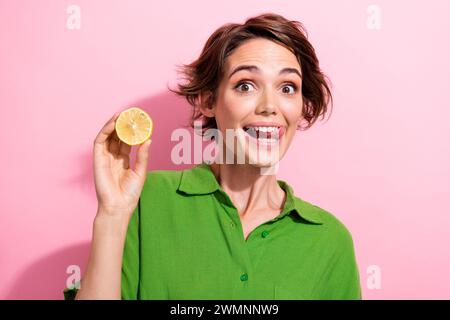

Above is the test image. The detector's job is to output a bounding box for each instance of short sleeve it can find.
[63,281,81,300]
[121,198,141,300]
[321,228,362,300]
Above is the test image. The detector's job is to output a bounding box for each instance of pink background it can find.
[1,0,450,299]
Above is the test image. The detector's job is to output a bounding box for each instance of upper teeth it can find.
[246,126,278,132]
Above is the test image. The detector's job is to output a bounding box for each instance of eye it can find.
[234,81,255,93]
[281,83,298,95]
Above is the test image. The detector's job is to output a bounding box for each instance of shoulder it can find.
[146,168,182,186]
[294,196,356,249]
[140,168,183,197]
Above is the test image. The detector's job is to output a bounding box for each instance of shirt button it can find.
[240,273,248,281]
[230,221,235,228]
[261,230,270,238]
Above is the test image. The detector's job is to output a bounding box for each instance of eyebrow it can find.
[228,64,302,80]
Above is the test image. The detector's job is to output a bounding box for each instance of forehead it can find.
[224,38,300,73]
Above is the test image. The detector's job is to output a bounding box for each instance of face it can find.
[201,38,303,167]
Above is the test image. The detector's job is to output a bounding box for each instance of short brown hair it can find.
[168,13,333,135]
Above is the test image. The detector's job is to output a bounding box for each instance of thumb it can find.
[134,139,152,178]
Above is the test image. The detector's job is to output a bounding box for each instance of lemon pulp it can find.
[115,107,153,145]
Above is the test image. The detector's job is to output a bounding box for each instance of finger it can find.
[109,130,121,155]
[119,139,132,156]
[118,139,131,169]
[94,111,121,146]
[134,139,152,178]
[120,154,130,170]
[118,143,131,169]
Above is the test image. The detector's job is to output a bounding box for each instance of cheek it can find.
[283,101,303,125]
[217,94,251,125]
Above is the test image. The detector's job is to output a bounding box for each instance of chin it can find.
[245,152,281,168]
[247,157,281,175]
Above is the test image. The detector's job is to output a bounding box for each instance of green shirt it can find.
[65,162,361,300]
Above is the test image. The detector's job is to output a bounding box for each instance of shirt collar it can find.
[177,162,323,225]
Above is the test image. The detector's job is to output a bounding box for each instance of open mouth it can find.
[242,126,284,143]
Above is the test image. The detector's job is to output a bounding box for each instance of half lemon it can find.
[115,107,153,145]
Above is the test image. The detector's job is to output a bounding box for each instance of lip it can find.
[243,122,284,128]
[242,122,286,140]
[244,133,281,147]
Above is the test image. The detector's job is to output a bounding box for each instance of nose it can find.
[255,88,278,115]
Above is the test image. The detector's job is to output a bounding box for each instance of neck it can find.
[208,161,286,217]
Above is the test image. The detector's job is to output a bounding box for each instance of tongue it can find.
[244,127,277,139]
[257,130,272,139]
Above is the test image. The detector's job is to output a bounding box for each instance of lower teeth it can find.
[243,128,279,142]
[258,138,276,142]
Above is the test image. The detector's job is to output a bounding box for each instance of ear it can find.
[296,101,305,128]
[198,91,215,118]
[296,113,303,130]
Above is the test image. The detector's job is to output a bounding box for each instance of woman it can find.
[70,13,361,300]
